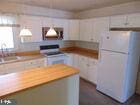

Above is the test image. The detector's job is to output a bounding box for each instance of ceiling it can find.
[3,0,138,12]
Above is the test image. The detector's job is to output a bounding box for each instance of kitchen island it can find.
[0,64,79,105]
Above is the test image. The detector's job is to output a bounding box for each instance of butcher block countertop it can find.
[61,47,98,59]
[0,64,79,98]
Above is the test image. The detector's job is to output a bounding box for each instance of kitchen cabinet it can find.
[110,15,127,28]
[42,17,52,27]
[127,13,140,27]
[73,54,79,69]
[0,65,5,75]
[110,13,140,28]
[66,53,73,66]
[53,18,69,40]
[65,53,98,84]
[79,55,88,79]
[24,58,45,70]
[69,20,80,40]
[80,19,93,42]
[87,58,98,84]
[20,15,42,42]
[93,17,110,43]
[4,62,25,75]
[63,19,69,40]
[0,58,46,75]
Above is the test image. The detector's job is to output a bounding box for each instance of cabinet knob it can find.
[107,36,109,39]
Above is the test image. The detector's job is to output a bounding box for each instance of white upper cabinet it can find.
[53,18,69,40]
[42,17,52,27]
[93,17,110,43]
[69,20,80,40]
[127,13,140,27]
[53,18,64,27]
[80,19,93,42]
[110,15,127,28]
[110,13,140,28]
[62,19,69,40]
[78,55,88,79]
[20,15,43,42]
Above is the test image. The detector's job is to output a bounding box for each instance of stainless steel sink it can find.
[0,56,21,63]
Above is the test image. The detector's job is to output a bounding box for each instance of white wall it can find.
[0,1,75,19]
[76,1,140,19]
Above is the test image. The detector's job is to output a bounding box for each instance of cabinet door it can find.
[127,13,140,27]
[20,15,42,42]
[0,65,5,75]
[24,58,45,70]
[88,58,98,84]
[24,59,38,70]
[53,18,63,27]
[110,15,127,28]
[66,54,73,66]
[79,56,88,79]
[4,62,25,74]
[69,20,80,40]
[53,18,69,40]
[80,19,93,42]
[73,54,79,69]
[42,17,52,27]
[63,19,69,40]
[93,17,109,43]
[36,58,46,68]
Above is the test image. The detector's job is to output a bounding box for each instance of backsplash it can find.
[16,40,75,52]
[16,40,99,52]
[75,41,99,51]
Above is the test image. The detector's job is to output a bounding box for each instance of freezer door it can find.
[100,31,130,54]
[97,50,128,103]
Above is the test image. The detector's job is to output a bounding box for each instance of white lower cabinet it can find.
[66,53,74,66]
[66,53,98,84]
[79,56,88,80]
[0,58,46,75]
[87,58,98,84]
[4,62,25,75]
[78,55,98,84]
[0,65,5,75]
[24,58,46,70]
[73,54,79,69]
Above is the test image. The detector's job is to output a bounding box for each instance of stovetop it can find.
[44,51,64,56]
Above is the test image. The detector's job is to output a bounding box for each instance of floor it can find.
[79,79,140,105]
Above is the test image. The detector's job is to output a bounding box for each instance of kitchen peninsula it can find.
[0,64,79,105]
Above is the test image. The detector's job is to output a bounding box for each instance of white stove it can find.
[40,45,67,65]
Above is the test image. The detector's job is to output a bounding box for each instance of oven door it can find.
[47,55,67,66]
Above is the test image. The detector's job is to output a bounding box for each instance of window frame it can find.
[0,26,18,51]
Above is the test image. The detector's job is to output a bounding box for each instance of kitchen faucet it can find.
[1,43,9,57]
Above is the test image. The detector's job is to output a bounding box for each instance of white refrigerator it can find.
[97,31,140,103]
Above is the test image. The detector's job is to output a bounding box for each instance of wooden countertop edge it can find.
[0,64,79,98]
[60,47,98,59]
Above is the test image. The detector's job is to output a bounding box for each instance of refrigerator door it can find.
[100,31,131,54]
[97,50,128,103]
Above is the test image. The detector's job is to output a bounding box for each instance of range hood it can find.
[110,27,140,31]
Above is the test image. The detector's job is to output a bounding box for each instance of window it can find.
[0,27,14,49]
